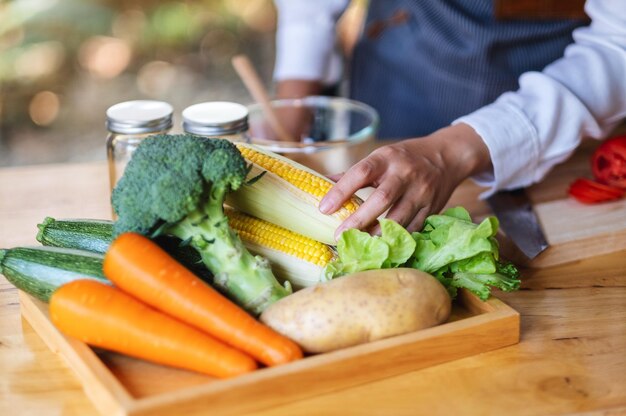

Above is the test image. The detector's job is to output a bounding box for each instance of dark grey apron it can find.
[349,0,588,138]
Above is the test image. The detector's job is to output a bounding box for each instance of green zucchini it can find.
[37,217,113,254]
[36,217,212,281]
[0,246,107,302]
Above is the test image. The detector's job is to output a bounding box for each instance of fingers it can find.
[371,186,430,233]
[384,197,423,228]
[366,204,431,236]
[327,172,344,182]
[334,175,403,238]
[318,141,456,239]
[319,158,381,215]
[367,196,418,235]
[406,206,430,232]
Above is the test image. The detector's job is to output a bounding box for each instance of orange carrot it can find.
[50,279,257,378]
[103,232,303,366]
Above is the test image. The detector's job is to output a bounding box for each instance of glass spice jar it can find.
[182,101,251,143]
[106,100,173,194]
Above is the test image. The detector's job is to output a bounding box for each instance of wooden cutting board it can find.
[454,139,626,269]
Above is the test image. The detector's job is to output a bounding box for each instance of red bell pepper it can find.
[568,178,624,204]
[591,135,626,189]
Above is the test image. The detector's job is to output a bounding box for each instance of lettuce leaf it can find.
[323,228,389,279]
[379,218,416,268]
[448,260,521,300]
[323,206,521,301]
[409,207,499,273]
[324,217,414,278]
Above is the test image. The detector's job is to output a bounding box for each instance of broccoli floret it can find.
[112,134,291,315]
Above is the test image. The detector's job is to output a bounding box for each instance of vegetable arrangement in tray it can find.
[0,134,522,374]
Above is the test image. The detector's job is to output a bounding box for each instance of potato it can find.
[259,268,451,353]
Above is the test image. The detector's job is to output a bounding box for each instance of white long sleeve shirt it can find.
[274,0,626,196]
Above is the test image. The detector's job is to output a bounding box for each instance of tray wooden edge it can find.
[19,289,520,416]
[19,290,133,416]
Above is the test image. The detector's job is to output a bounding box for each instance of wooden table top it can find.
[1,161,625,416]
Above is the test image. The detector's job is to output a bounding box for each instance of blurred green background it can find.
[0,0,278,166]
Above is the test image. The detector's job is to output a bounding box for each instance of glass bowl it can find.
[247,96,379,175]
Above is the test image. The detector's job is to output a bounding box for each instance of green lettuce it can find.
[324,206,521,301]
[448,260,521,300]
[324,228,389,279]
[324,217,415,279]
[409,210,499,273]
[379,218,416,267]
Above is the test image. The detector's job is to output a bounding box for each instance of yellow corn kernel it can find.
[236,143,359,213]
[226,209,334,267]
[229,143,363,245]
[225,208,335,288]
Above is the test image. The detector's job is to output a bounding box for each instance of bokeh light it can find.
[15,41,65,80]
[78,36,132,79]
[112,9,146,41]
[137,60,178,96]
[149,2,203,45]
[0,26,25,50]
[2,0,280,167]
[29,91,60,126]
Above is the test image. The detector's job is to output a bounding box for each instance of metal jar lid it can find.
[182,101,249,136]
[106,100,173,134]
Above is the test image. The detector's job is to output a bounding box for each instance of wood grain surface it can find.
[484,140,626,268]
[1,160,626,415]
[18,287,519,416]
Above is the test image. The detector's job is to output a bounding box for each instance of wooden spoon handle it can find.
[232,55,293,142]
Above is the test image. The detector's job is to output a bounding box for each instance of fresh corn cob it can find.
[225,208,335,289]
[227,143,363,245]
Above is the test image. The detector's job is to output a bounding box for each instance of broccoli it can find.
[111,134,291,315]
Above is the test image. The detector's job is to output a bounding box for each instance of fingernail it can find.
[319,198,333,214]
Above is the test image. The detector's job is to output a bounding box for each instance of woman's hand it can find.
[319,123,492,237]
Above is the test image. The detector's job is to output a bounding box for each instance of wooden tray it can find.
[19,289,519,416]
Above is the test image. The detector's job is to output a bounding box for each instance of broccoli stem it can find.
[166,186,291,315]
